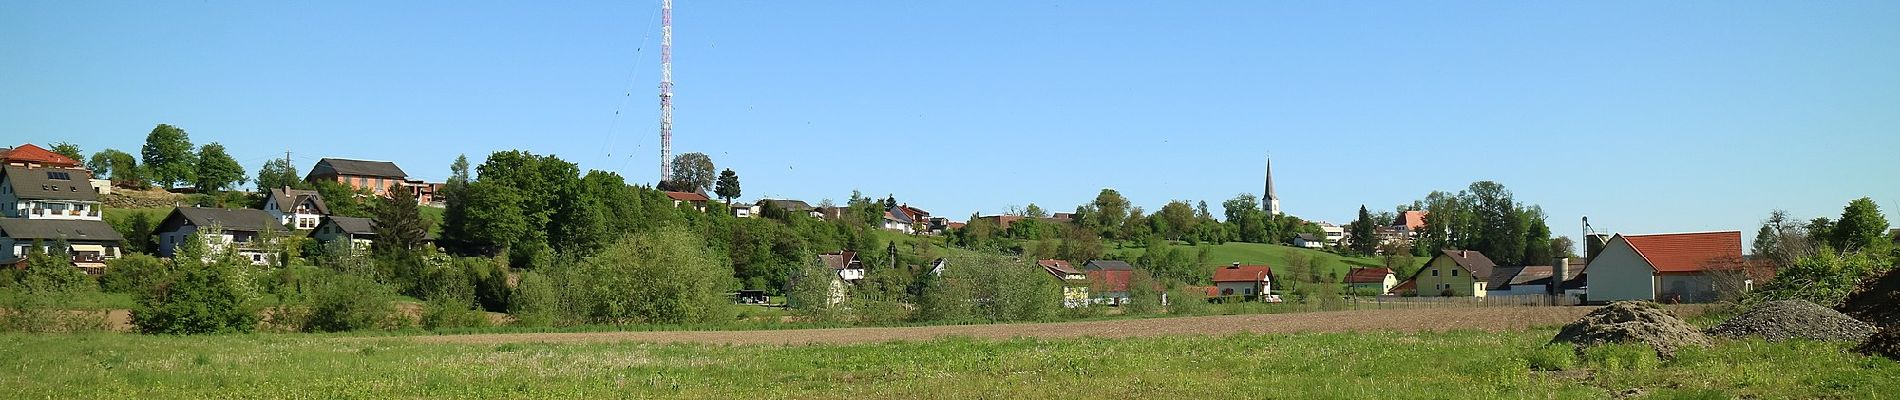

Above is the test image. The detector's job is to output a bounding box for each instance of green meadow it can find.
[4,328,1893,399]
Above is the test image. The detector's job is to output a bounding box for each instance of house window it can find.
[1451,269,1459,277]
[1431,269,1439,277]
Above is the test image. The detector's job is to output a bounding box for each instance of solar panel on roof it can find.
[46,171,71,180]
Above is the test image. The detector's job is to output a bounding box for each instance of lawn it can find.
[2,328,1893,398]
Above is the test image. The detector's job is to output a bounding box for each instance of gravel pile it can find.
[1856,326,1900,361]
[1552,301,1710,358]
[1838,268,1900,328]
[1708,300,1877,342]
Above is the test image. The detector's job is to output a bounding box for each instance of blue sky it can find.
[5,1,1898,245]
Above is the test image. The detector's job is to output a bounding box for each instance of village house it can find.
[810,251,865,305]
[1343,267,1398,295]
[663,191,711,212]
[747,199,821,219]
[1083,260,1138,305]
[1319,222,1345,246]
[1586,231,1744,304]
[153,207,286,266]
[0,164,123,273]
[0,219,125,274]
[1039,259,1091,308]
[308,215,377,251]
[1293,233,1324,249]
[1211,263,1275,301]
[1404,249,1497,297]
[2,165,104,220]
[262,187,330,230]
[304,158,438,204]
[0,144,83,168]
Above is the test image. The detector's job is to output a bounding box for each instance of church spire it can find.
[1265,156,1281,215]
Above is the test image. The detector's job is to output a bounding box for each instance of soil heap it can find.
[1856,326,1900,361]
[1838,267,1900,328]
[1552,301,1709,358]
[1707,300,1876,342]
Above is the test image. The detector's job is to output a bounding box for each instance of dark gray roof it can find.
[326,216,376,235]
[1439,249,1498,281]
[1084,260,1135,271]
[755,199,814,212]
[308,158,408,179]
[2,166,98,201]
[1296,233,1322,241]
[162,207,283,233]
[268,187,330,215]
[0,219,123,242]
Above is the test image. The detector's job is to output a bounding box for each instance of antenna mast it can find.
[658,0,675,183]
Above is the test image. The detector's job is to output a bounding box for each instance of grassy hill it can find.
[1108,241,1428,281]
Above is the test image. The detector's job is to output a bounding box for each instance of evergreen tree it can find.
[714,168,741,205]
[1347,205,1379,255]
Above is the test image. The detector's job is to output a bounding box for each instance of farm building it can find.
[1585,231,1744,304]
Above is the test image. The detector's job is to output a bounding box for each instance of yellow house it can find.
[1407,249,1497,297]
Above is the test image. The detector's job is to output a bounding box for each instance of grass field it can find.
[1110,241,1429,278]
[3,326,1893,399]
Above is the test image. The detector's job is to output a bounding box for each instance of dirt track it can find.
[407,306,1684,346]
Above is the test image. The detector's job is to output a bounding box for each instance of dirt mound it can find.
[1552,301,1709,358]
[1708,300,1877,342]
[1855,326,1900,361]
[101,188,186,209]
[1838,268,1900,328]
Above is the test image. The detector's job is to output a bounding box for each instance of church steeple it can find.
[1265,156,1281,215]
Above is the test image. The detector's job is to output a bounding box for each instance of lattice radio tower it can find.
[658,0,675,183]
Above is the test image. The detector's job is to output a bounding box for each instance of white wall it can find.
[1586,236,1656,302]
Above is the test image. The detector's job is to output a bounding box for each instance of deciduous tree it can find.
[192,143,245,193]
[141,124,196,188]
[669,152,716,193]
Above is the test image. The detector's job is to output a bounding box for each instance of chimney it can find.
[1551,257,1569,297]
[1460,250,1468,258]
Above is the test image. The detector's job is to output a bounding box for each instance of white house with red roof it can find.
[1343,267,1397,295]
[663,191,710,212]
[1586,231,1744,303]
[1211,263,1275,301]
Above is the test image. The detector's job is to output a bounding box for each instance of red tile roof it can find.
[1343,268,1393,284]
[1621,231,1744,273]
[0,144,81,168]
[1393,278,1417,293]
[1037,259,1079,274]
[1396,211,1428,231]
[1212,265,1274,283]
[663,191,709,202]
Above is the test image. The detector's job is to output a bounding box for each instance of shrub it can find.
[913,271,971,323]
[19,242,94,295]
[1167,286,1212,316]
[420,296,489,330]
[787,260,846,323]
[305,274,400,333]
[508,271,557,327]
[561,227,733,324]
[100,253,170,294]
[132,264,259,335]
